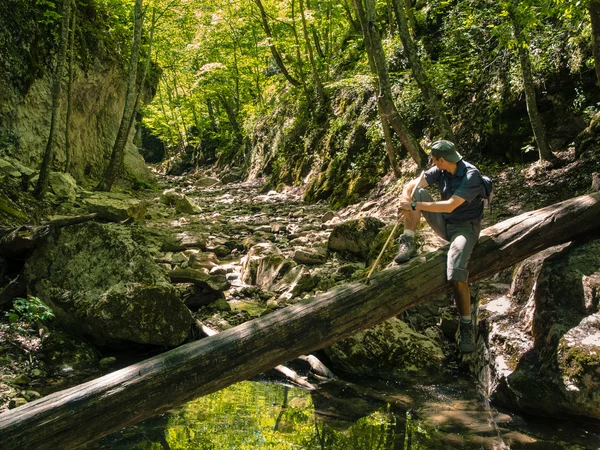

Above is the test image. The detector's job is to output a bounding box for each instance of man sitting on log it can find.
[396,140,486,354]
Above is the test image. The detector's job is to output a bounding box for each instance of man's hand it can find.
[398,200,413,212]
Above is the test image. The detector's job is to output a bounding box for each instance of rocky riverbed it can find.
[1,149,600,434]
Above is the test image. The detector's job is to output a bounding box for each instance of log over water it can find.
[0,193,599,450]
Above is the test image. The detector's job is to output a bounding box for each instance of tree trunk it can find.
[96,0,144,191]
[510,9,554,162]
[353,0,427,168]
[35,0,72,199]
[291,0,311,103]
[253,0,302,87]
[391,0,454,141]
[64,5,76,173]
[1,192,599,450]
[590,1,600,87]
[402,0,417,36]
[299,0,327,104]
[360,3,401,177]
[126,7,157,144]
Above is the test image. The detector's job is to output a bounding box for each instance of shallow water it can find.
[84,372,600,450]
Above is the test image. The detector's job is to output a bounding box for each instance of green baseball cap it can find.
[430,140,462,163]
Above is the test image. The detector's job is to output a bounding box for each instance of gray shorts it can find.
[414,188,481,282]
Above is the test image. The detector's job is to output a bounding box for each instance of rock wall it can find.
[0,60,151,188]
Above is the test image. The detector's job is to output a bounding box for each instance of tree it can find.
[96,0,144,192]
[35,0,72,199]
[507,1,554,162]
[353,0,427,169]
[390,0,454,142]
[64,4,76,174]
[590,0,600,86]
[253,0,302,87]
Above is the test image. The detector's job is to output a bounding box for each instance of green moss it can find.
[559,344,600,383]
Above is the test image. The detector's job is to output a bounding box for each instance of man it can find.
[396,140,486,354]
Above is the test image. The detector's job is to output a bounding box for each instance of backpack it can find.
[481,175,494,212]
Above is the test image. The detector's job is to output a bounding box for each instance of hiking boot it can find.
[459,320,475,354]
[394,234,417,264]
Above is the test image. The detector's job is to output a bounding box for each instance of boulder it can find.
[240,243,284,288]
[0,159,22,178]
[189,252,220,270]
[168,267,229,292]
[324,317,444,381]
[174,195,201,214]
[84,193,147,222]
[48,171,78,201]
[195,176,220,187]
[483,239,600,419]
[25,222,192,347]
[292,246,328,265]
[41,330,98,372]
[327,217,385,259]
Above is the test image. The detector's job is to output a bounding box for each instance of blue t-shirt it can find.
[424,160,485,222]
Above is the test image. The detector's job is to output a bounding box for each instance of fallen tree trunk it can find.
[1,193,599,450]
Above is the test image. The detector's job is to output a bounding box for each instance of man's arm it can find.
[402,175,429,200]
[400,194,465,213]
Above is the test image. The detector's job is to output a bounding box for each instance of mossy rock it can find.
[327,217,386,259]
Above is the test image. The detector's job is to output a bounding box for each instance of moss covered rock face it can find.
[25,222,192,347]
[324,318,444,381]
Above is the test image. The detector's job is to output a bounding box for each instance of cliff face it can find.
[0,59,151,188]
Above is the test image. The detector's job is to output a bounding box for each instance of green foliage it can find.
[6,296,55,326]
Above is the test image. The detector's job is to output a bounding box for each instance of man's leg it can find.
[395,188,448,263]
[446,222,480,354]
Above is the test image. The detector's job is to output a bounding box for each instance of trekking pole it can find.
[365,171,425,285]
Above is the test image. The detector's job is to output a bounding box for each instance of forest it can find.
[0,0,600,449]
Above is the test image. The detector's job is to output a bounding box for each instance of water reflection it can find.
[85,379,600,450]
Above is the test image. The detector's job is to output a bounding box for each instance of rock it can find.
[175,194,201,214]
[189,252,220,270]
[240,243,284,289]
[207,244,231,258]
[327,217,386,259]
[207,297,231,312]
[321,211,335,223]
[179,284,225,310]
[484,239,600,420]
[48,171,77,201]
[0,158,23,178]
[292,246,328,265]
[41,330,98,372]
[11,374,30,386]
[557,313,600,417]
[8,398,27,409]
[195,176,220,187]
[368,223,404,265]
[99,357,117,367]
[160,188,180,206]
[221,169,243,184]
[168,267,229,292]
[25,222,192,347]
[84,193,147,222]
[324,318,444,381]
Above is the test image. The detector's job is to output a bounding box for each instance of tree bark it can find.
[1,192,599,450]
[391,0,454,141]
[253,0,302,87]
[96,0,144,191]
[126,7,157,146]
[590,1,600,87]
[299,0,327,104]
[64,5,76,173]
[35,0,72,198]
[353,0,427,168]
[291,0,312,103]
[509,8,554,162]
